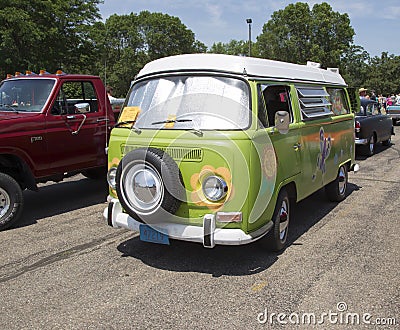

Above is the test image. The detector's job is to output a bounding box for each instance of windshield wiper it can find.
[114,120,141,134]
[150,118,203,136]
[151,118,193,125]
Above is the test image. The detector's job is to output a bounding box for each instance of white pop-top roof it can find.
[137,53,346,86]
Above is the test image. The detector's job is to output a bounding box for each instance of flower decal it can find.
[190,165,233,210]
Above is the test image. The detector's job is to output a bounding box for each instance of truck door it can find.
[45,80,107,173]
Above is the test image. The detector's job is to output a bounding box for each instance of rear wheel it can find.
[261,189,290,251]
[325,165,348,202]
[0,173,24,230]
[361,134,375,156]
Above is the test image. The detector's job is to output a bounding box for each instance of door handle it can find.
[67,115,76,120]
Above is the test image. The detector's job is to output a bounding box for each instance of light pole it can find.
[246,18,252,57]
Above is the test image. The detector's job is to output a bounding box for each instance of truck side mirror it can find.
[75,102,90,113]
[275,110,290,134]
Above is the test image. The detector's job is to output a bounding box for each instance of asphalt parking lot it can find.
[0,127,399,329]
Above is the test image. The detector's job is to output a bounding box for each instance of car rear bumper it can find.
[355,138,368,145]
[104,198,272,248]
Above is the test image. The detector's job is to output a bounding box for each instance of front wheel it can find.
[261,189,290,251]
[325,165,348,202]
[0,173,24,230]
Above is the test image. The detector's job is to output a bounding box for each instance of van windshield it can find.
[124,75,251,130]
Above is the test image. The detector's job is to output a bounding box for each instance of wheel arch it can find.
[0,154,37,191]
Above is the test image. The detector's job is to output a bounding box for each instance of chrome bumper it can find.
[355,138,368,145]
[104,198,272,248]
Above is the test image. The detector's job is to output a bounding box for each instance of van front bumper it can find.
[104,198,272,248]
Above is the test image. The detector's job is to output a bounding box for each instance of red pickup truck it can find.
[0,71,121,230]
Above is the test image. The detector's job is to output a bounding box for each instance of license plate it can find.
[139,224,170,245]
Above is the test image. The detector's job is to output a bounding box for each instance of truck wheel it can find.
[261,188,290,251]
[0,173,24,230]
[325,165,348,202]
[116,148,184,223]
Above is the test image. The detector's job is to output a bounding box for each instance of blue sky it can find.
[99,0,400,57]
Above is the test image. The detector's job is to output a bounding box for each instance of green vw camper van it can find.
[104,54,357,251]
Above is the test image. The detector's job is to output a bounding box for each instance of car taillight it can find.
[355,121,361,133]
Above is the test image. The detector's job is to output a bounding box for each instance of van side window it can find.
[326,88,350,115]
[257,85,268,128]
[296,86,333,119]
[261,85,293,127]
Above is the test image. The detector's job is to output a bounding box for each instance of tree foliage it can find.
[91,11,206,96]
[365,53,400,95]
[257,2,354,68]
[0,0,101,77]
[0,1,398,97]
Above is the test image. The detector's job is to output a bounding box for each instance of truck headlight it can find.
[107,167,117,189]
[202,176,228,202]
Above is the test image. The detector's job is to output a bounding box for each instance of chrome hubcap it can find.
[0,187,11,218]
[338,166,347,195]
[123,163,164,213]
[279,200,289,240]
[369,136,375,153]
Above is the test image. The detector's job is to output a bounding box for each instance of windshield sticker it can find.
[165,114,177,128]
[119,106,141,123]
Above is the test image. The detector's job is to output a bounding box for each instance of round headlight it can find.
[107,167,117,189]
[202,176,228,202]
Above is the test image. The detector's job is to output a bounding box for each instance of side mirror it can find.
[75,102,90,113]
[275,110,290,134]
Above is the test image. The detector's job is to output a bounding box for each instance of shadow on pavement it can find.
[117,182,360,277]
[13,176,108,229]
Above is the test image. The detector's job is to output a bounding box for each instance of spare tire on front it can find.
[115,147,184,224]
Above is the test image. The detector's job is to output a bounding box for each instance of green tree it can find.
[0,0,101,77]
[339,45,370,88]
[365,53,400,95]
[91,11,206,97]
[209,40,248,56]
[256,2,354,68]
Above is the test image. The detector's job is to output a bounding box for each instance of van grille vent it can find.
[122,145,203,162]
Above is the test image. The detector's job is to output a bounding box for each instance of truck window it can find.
[260,85,293,127]
[0,79,55,112]
[52,81,99,115]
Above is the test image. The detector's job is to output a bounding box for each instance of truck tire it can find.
[0,173,24,230]
[261,188,290,251]
[325,165,348,202]
[116,147,184,224]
